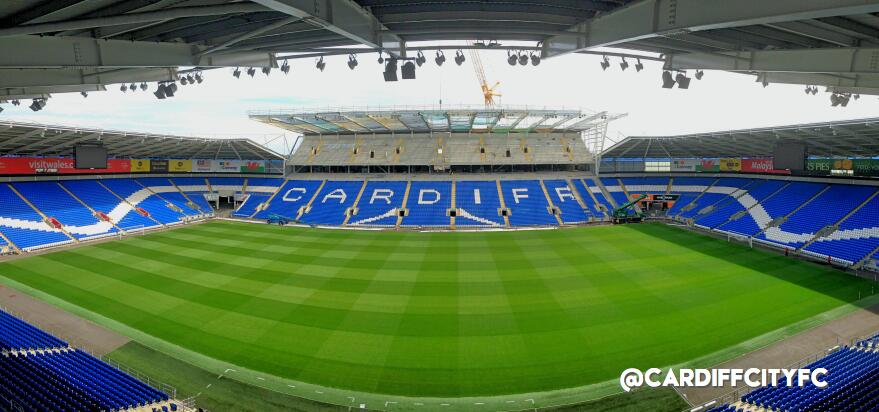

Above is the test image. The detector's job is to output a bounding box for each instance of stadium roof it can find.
[602,117,879,159]
[0,120,283,160]
[250,106,616,135]
[1,1,879,100]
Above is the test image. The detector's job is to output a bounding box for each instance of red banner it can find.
[0,157,131,175]
[740,158,790,175]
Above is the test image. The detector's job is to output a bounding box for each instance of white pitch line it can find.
[255,377,265,381]
[205,384,212,389]
[287,385,296,388]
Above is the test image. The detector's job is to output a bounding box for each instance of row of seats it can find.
[0,310,67,352]
[0,310,172,411]
[248,179,599,228]
[0,177,281,251]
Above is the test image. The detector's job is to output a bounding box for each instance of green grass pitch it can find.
[0,221,871,398]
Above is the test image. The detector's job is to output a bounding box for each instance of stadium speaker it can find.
[401,61,416,79]
[383,59,398,82]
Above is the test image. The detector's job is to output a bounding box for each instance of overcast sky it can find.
[3,47,879,155]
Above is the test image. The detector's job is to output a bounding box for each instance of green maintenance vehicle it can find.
[612,194,648,223]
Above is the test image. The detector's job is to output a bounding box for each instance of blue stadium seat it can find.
[500,180,557,226]
[402,181,451,227]
[254,180,322,220]
[348,181,407,226]
[0,184,73,250]
[455,181,504,227]
[300,180,363,225]
[543,179,589,224]
[14,181,117,240]
[0,310,170,411]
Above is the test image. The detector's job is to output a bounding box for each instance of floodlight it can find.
[280,60,290,74]
[316,57,326,71]
[507,51,517,66]
[80,91,88,98]
[383,58,398,81]
[620,58,629,71]
[401,61,416,79]
[435,51,445,66]
[415,51,426,67]
[347,54,358,70]
[454,50,465,65]
[261,67,271,75]
[600,56,610,70]
[154,84,166,99]
[30,98,46,111]
[830,93,840,107]
[675,72,691,89]
[695,70,704,80]
[180,77,188,85]
[194,73,203,83]
[164,82,177,97]
[233,67,241,78]
[140,82,148,91]
[246,67,256,77]
[634,59,643,72]
[120,84,128,92]
[661,71,675,88]
[530,53,540,66]
[129,83,136,91]
[11,100,20,106]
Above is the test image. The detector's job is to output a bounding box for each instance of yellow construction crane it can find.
[467,41,501,107]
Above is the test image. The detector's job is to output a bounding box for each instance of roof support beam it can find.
[0,3,270,37]
[542,0,879,58]
[0,68,177,89]
[666,47,879,74]
[751,72,879,95]
[0,84,106,100]
[9,130,79,154]
[198,17,302,56]
[251,0,402,56]
[0,36,276,69]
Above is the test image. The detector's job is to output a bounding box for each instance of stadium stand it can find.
[348,181,408,227]
[704,346,879,412]
[253,180,321,220]
[235,193,271,218]
[207,177,246,193]
[543,179,590,224]
[0,309,175,412]
[454,181,505,227]
[501,180,558,226]
[2,175,879,273]
[759,185,876,248]
[805,194,879,265]
[0,310,67,352]
[572,179,607,218]
[299,180,363,225]
[0,184,73,250]
[402,181,452,227]
[14,182,117,241]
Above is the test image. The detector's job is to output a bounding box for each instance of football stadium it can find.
[2,2,879,412]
